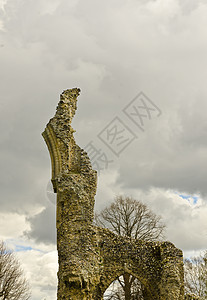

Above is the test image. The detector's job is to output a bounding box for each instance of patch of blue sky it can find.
[5,239,45,253]
[14,245,33,252]
[13,244,46,253]
[175,192,199,205]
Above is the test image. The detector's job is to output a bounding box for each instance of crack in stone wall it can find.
[42,88,191,300]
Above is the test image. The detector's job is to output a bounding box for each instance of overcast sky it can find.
[0,0,207,299]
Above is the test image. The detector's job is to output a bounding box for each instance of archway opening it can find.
[103,273,147,300]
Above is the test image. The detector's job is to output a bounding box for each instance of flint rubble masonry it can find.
[43,88,186,300]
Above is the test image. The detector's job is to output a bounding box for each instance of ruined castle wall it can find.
[43,88,186,300]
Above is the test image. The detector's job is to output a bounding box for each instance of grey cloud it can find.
[114,93,207,196]
[0,0,207,252]
[3,1,207,297]
[25,201,56,245]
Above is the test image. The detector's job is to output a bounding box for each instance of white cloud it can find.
[124,188,207,253]
[17,249,58,300]
[96,178,207,254]
[0,212,30,240]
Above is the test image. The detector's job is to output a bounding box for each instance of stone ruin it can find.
[42,88,194,299]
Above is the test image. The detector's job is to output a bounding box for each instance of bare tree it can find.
[95,195,166,300]
[184,252,207,300]
[0,241,31,300]
[104,276,143,300]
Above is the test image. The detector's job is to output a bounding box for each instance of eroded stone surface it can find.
[43,88,186,300]
[185,295,200,300]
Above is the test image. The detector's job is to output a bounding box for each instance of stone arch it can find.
[94,227,161,299]
[101,271,150,300]
[98,269,154,299]
[42,124,62,192]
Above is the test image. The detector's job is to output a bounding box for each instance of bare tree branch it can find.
[0,241,31,300]
[184,252,207,299]
[96,195,166,300]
